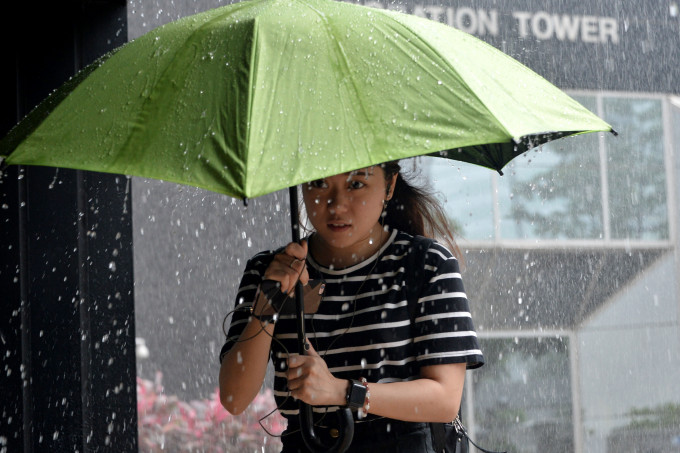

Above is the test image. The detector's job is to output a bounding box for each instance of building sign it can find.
[511,11,618,44]
[363,2,619,44]
[354,0,680,93]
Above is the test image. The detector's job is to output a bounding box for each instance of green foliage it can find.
[137,372,285,453]
[626,403,680,429]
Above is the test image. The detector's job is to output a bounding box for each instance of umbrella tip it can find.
[243,198,249,207]
[610,129,619,137]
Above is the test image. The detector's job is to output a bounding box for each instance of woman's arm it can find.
[219,240,309,414]
[219,317,275,414]
[286,343,466,422]
[366,363,466,422]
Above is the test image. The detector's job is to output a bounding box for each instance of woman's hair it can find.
[381,159,462,260]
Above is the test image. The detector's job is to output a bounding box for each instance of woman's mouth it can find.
[327,222,351,232]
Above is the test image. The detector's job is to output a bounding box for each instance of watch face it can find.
[347,380,367,408]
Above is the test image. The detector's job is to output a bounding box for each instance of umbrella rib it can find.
[385,13,515,140]
[302,0,377,164]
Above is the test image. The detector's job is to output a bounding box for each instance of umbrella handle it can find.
[300,402,354,453]
[294,281,354,453]
[289,186,354,453]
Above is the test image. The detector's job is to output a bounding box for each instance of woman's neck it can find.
[309,227,390,269]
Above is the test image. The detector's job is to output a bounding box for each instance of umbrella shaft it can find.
[289,186,307,354]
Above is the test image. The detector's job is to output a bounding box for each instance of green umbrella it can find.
[0,0,613,451]
[1,0,612,200]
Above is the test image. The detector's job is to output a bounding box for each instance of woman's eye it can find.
[349,180,365,190]
[308,179,327,189]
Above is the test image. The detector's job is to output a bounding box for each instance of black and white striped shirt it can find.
[221,229,483,420]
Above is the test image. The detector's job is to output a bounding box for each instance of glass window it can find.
[497,96,604,240]
[470,337,574,453]
[423,158,495,241]
[603,97,668,240]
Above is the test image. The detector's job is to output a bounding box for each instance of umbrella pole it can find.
[288,186,354,453]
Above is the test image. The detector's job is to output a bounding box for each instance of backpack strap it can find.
[405,237,507,453]
[404,236,450,452]
[405,235,435,322]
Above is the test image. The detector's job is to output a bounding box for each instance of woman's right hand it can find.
[260,240,309,301]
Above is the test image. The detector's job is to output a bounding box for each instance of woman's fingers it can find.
[263,240,309,293]
[286,346,343,405]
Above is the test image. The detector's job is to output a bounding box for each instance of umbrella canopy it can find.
[0,1,615,451]
[0,0,612,200]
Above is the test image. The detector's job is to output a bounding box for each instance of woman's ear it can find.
[385,173,398,200]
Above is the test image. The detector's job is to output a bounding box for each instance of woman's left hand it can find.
[286,342,346,406]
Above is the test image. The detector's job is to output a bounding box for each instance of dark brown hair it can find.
[380,160,462,261]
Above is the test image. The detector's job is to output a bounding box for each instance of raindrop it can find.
[108,261,117,272]
[360,358,367,368]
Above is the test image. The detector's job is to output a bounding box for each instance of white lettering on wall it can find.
[512,11,619,44]
[359,2,619,45]
[412,5,499,36]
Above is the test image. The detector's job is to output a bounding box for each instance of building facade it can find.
[128,1,680,453]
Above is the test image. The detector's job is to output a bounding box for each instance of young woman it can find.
[219,160,484,452]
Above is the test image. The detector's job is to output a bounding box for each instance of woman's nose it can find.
[327,188,349,213]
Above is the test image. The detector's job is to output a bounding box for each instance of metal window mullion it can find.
[667,96,680,353]
[598,94,611,242]
[568,331,583,453]
[492,171,500,241]
[662,97,677,246]
[464,371,477,442]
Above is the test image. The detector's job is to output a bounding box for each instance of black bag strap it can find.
[404,236,449,452]
[405,235,435,321]
[405,236,507,453]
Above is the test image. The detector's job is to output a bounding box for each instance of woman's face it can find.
[303,166,397,263]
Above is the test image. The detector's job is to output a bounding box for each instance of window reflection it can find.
[470,337,573,453]
[604,98,668,240]
[427,93,671,243]
[424,158,495,241]
[498,95,604,240]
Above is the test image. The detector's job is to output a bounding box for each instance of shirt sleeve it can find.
[218,251,274,363]
[412,241,484,369]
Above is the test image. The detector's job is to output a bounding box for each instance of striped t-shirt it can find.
[220,229,484,421]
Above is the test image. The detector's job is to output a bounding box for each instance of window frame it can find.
[447,91,677,250]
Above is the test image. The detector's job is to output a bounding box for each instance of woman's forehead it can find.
[343,166,383,178]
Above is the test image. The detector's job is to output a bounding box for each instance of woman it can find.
[219,160,484,452]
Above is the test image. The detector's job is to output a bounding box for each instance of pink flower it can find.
[137,373,284,452]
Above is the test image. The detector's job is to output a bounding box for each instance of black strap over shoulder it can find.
[405,235,435,322]
[404,236,506,453]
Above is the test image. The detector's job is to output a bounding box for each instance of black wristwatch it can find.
[345,379,367,409]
